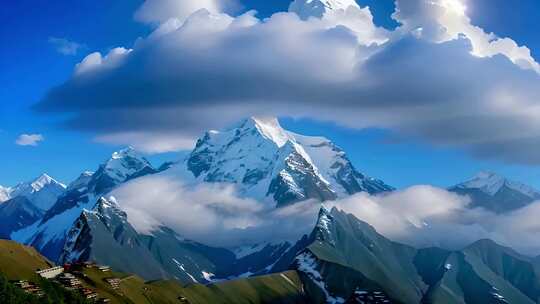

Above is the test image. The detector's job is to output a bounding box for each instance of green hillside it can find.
[179,271,307,304]
[0,240,307,304]
[0,240,53,280]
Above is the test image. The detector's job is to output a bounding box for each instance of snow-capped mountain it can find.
[289,0,359,19]
[11,147,157,261]
[185,117,392,207]
[0,174,65,239]
[450,171,540,213]
[0,186,10,203]
[0,174,66,211]
[10,118,393,282]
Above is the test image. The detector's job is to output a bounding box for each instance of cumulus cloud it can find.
[48,37,84,56]
[15,134,44,146]
[393,0,540,72]
[111,173,540,255]
[36,0,540,164]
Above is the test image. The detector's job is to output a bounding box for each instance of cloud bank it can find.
[111,174,540,256]
[36,0,540,164]
[111,175,319,247]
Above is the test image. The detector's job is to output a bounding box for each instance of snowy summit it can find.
[184,116,392,207]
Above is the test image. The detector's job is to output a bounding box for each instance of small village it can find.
[12,262,117,303]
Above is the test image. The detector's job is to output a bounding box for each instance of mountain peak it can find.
[461,171,506,195]
[455,171,540,199]
[111,146,137,160]
[102,147,154,183]
[238,116,290,148]
[289,0,360,19]
[473,171,501,180]
[186,117,392,207]
[31,173,66,191]
[6,174,67,211]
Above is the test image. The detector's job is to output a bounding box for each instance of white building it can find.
[36,266,64,279]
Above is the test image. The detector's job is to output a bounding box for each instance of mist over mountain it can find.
[2,116,540,303]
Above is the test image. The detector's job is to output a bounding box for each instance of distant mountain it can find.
[450,171,540,213]
[289,206,540,304]
[0,174,66,240]
[0,174,66,211]
[11,147,157,261]
[183,117,392,207]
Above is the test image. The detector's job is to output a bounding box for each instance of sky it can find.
[2,0,540,190]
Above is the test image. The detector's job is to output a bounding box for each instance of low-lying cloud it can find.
[111,174,319,247]
[111,174,540,256]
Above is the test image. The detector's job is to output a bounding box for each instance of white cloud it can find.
[48,37,84,56]
[111,172,540,255]
[329,186,540,256]
[15,134,44,146]
[111,174,318,247]
[393,0,540,73]
[74,47,131,76]
[37,0,540,165]
[95,131,195,153]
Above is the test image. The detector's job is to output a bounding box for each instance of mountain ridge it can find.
[184,117,393,207]
[450,171,540,213]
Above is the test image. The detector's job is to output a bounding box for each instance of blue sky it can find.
[2,0,540,189]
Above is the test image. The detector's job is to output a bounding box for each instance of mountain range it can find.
[291,206,540,303]
[2,117,540,303]
[6,117,394,283]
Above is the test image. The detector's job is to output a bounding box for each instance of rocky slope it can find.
[290,206,540,304]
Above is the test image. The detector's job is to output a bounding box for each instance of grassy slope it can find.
[180,271,307,304]
[0,240,306,304]
[82,268,306,304]
[0,240,53,280]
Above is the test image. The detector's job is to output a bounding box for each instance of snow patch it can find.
[296,251,344,304]
[202,271,215,282]
[172,258,198,283]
